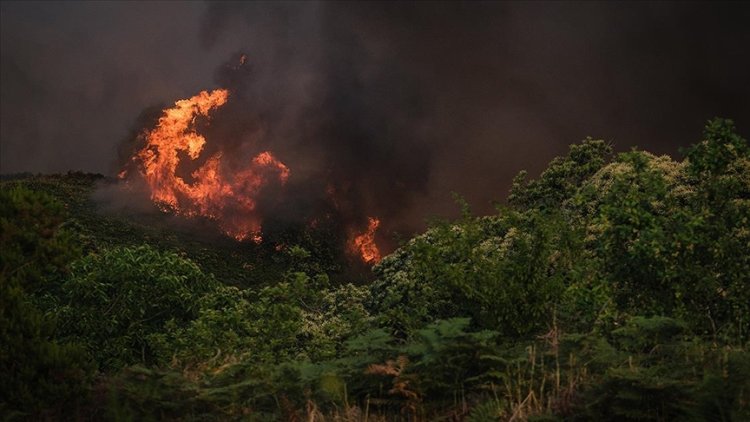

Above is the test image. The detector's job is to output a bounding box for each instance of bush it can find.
[579,316,749,421]
[591,122,749,340]
[151,272,373,368]
[55,245,220,370]
[0,186,90,418]
[370,208,586,338]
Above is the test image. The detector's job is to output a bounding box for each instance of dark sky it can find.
[2,1,749,227]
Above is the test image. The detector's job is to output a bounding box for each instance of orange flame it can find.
[352,217,381,264]
[131,88,289,242]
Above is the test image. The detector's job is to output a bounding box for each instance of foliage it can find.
[54,245,220,370]
[591,126,749,340]
[100,318,498,420]
[0,184,82,291]
[509,137,613,211]
[1,118,748,420]
[685,118,749,178]
[370,210,579,338]
[150,271,373,369]
[372,119,749,343]
[0,186,90,418]
[578,316,750,421]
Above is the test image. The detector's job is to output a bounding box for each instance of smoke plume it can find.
[2,1,749,244]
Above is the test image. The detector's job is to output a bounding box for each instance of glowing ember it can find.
[352,217,382,264]
[130,88,289,242]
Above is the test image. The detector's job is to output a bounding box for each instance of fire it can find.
[352,217,382,264]
[129,88,289,242]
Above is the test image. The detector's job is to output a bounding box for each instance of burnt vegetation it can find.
[2,119,749,421]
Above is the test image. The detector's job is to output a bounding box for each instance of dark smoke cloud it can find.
[0,1,224,174]
[2,1,750,242]
[190,1,750,238]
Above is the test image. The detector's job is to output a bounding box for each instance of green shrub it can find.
[151,272,373,368]
[578,316,749,421]
[0,186,90,418]
[55,245,220,370]
[591,121,749,340]
[370,208,584,338]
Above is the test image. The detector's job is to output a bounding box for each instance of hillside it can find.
[0,173,364,288]
[1,118,749,421]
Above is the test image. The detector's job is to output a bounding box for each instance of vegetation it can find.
[1,118,748,420]
[0,186,90,418]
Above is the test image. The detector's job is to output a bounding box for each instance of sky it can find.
[1,1,749,229]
